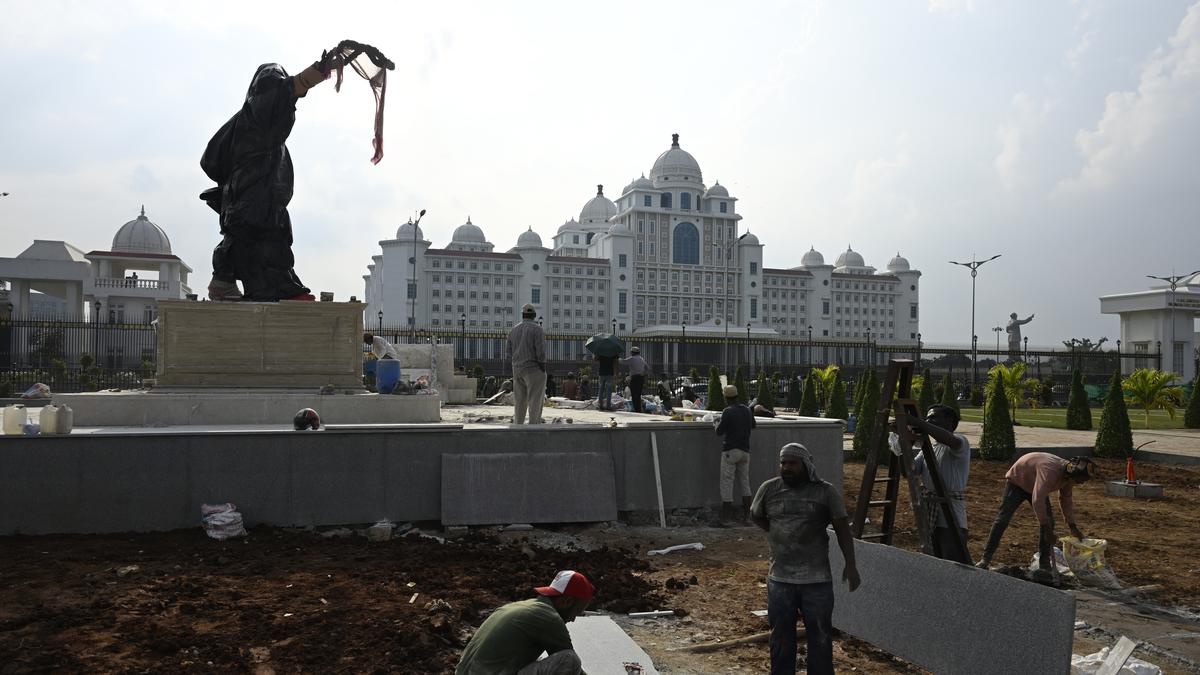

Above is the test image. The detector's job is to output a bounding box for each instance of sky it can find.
[1,0,1197,347]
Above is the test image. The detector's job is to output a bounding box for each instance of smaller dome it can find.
[556,217,580,234]
[739,231,760,246]
[396,219,424,240]
[451,216,486,243]
[835,245,865,268]
[608,221,632,236]
[624,174,654,193]
[801,247,824,267]
[579,184,618,224]
[112,206,172,254]
[886,252,910,272]
[704,181,729,198]
[516,227,543,248]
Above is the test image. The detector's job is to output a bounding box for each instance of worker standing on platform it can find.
[507,304,547,425]
[715,384,755,525]
[619,347,648,413]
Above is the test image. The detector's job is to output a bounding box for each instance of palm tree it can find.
[1122,368,1185,429]
[987,363,1038,423]
[810,364,841,409]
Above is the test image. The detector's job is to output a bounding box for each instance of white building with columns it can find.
[1100,272,1199,381]
[363,134,921,367]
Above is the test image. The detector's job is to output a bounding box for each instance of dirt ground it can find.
[1,455,1197,674]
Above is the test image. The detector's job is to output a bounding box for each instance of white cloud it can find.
[1058,1,1200,194]
[928,0,977,13]
[994,93,1053,192]
[845,135,917,227]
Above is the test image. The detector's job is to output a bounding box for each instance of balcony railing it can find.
[94,278,169,290]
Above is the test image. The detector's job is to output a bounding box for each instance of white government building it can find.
[1101,272,1199,381]
[363,134,921,368]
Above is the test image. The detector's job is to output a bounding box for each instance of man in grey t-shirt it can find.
[751,443,860,675]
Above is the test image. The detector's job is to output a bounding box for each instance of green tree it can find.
[852,372,881,459]
[1039,378,1055,408]
[756,370,774,411]
[1065,369,1092,430]
[50,358,68,388]
[734,367,748,406]
[988,363,1038,423]
[800,372,820,417]
[939,373,959,413]
[1122,368,1185,429]
[786,370,802,409]
[917,368,936,416]
[810,364,841,409]
[1185,377,1200,429]
[689,367,700,383]
[825,373,849,421]
[853,369,876,421]
[979,371,1015,460]
[1095,370,1133,458]
[707,366,724,412]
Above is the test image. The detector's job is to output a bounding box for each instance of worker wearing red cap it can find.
[456,570,594,675]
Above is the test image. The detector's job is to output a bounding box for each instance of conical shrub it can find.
[734,367,748,405]
[979,371,1015,460]
[917,367,936,416]
[1065,368,1092,430]
[1183,377,1200,429]
[786,370,802,409]
[825,373,849,421]
[756,370,774,411]
[939,373,960,412]
[800,373,820,417]
[1094,370,1133,458]
[707,366,724,411]
[852,372,881,459]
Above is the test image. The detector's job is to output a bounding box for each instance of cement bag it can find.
[1061,537,1121,589]
[1071,647,1161,674]
[201,503,247,540]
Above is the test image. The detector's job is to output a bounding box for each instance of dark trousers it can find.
[629,375,645,412]
[981,481,1055,569]
[767,579,834,675]
[932,526,971,564]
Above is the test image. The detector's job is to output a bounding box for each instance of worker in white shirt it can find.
[363,332,399,360]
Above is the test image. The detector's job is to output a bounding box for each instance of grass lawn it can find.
[957,406,1187,430]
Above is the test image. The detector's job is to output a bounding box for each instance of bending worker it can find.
[977,452,1094,575]
[456,570,593,675]
[363,332,398,360]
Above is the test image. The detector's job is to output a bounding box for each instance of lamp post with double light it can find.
[950,253,1001,387]
[713,234,748,376]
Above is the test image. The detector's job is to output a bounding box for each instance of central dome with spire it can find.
[112,206,172,255]
[579,185,618,225]
[650,133,702,183]
[451,217,486,244]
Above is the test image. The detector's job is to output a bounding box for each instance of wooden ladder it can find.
[850,359,969,562]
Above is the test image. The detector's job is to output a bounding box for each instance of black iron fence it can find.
[1,316,1159,400]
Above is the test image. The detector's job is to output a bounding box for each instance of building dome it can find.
[801,247,825,267]
[623,174,654,193]
[607,221,631,236]
[835,246,865,268]
[649,133,703,182]
[516,227,543,248]
[396,219,424,240]
[556,217,580,234]
[739,231,760,246]
[451,217,486,244]
[886,252,911,272]
[704,181,728,198]
[579,185,618,224]
[112,206,171,254]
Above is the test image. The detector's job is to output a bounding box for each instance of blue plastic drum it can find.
[375,359,401,394]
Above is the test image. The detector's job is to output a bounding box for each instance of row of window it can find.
[432,290,517,299]
[833,280,898,290]
[834,293,896,303]
[430,259,516,272]
[549,279,606,290]
[548,266,607,276]
[836,307,895,316]
[434,304,515,314]
[835,319,896,328]
[764,277,807,288]
[549,295,606,305]
[430,275,516,286]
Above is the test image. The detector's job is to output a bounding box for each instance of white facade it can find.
[1100,272,1200,381]
[363,134,921,350]
[0,207,194,322]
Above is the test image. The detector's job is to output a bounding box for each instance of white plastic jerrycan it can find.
[3,404,28,435]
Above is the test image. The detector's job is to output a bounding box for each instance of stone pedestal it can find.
[1104,481,1164,499]
[156,299,362,388]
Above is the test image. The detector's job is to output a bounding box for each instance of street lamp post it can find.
[1116,338,1122,375]
[807,325,813,368]
[409,209,427,344]
[971,334,979,386]
[950,253,1001,388]
[746,322,752,373]
[1023,336,1028,363]
[611,317,617,335]
[681,320,687,377]
[916,332,923,367]
[1147,271,1200,375]
[865,326,872,367]
[992,326,1003,363]
[459,313,467,363]
[713,234,749,377]
[377,310,383,337]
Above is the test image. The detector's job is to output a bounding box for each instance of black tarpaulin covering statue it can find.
[200,41,394,302]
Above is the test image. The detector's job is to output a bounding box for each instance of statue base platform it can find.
[1103,480,1163,499]
[155,299,363,389]
[53,389,441,426]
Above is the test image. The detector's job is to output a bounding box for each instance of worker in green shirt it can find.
[456,570,594,675]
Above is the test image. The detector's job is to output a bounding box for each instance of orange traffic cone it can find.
[1126,456,1137,484]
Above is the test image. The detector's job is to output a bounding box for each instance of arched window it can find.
[673,222,699,264]
[660,192,672,209]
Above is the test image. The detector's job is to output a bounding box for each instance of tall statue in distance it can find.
[1006,312,1034,356]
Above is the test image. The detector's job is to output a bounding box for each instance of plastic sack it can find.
[1061,537,1121,589]
[1071,647,1161,674]
[201,503,247,540]
[21,383,51,399]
